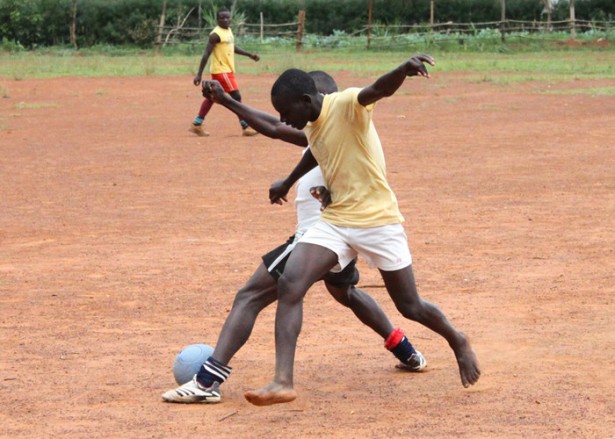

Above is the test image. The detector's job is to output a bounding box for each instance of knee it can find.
[277,275,308,304]
[233,285,274,312]
[325,283,352,307]
[230,90,242,101]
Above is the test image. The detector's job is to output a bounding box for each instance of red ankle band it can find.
[384,328,405,350]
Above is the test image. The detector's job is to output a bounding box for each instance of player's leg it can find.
[229,89,242,102]
[210,263,278,364]
[190,73,219,135]
[349,224,479,387]
[191,237,296,392]
[162,263,278,403]
[379,266,480,387]
[244,242,338,406]
[323,263,426,371]
[323,260,393,338]
[189,98,213,136]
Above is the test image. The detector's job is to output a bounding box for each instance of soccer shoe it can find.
[189,124,209,137]
[161,376,221,403]
[241,127,258,137]
[396,351,427,372]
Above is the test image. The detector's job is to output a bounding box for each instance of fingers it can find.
[310,186,331,210]
[202,81,224,100]
[309,186,322,200]
[271,195,288,205]
[418,65,430,78]
[415,53,435,66]
[406,53,435,78]
[201,82,214,99]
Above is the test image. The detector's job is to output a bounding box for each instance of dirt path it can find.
[1,71,613,438]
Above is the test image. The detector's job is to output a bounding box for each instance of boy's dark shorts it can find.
[262,235,360,288]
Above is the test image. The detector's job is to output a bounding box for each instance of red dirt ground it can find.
[1,70,613,438]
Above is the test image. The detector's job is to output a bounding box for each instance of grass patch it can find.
[0,45,614,84]
[15,102,59,109]
[543,86,615,96]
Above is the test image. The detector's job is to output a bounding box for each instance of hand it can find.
[251,53,260,62]
[405,54,435,78]
[269,179,290,205]
[310,186,331,211]
[193,75,202,86]
[201,80,225,102]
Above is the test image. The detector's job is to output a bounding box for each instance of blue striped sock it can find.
[196,356,232,388]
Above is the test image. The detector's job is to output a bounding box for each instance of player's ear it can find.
[301,94,313,106]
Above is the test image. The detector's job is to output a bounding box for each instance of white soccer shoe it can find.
[396,351,427,372]
[161,375,221,404]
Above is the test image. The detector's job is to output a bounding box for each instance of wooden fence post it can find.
[543,0,552,31]
[260,12,264,43]
[500,0,506,42]
[156,0,167,52]
[296,10,305,52]
[367,0,373,48]
[569,0,576,39]
[430,0,435,31]
[70,0,78,49]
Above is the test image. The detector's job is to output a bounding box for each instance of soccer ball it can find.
[172,343,214,385]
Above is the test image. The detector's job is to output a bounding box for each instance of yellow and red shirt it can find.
[210,26,234,74]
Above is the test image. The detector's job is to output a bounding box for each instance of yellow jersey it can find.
[210,26,234,74]
[304,88,404,228]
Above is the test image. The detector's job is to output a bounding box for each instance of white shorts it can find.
[299,221,412,272]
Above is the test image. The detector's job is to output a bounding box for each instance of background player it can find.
[189,7,259,137]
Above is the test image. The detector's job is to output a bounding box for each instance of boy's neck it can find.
[311,93,325,121]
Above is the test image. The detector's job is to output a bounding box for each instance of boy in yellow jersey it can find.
[190,7,259,137]
[160,72,427,405]
[242,54,481,406]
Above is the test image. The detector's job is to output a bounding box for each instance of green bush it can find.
[0,0,613,49]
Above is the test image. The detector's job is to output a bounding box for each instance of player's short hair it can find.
[308,70,338,94]
[271,68,317,101]
[217,7,230,18]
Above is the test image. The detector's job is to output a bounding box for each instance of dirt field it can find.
[1,68,613,438]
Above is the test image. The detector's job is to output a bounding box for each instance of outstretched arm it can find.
[269,148,318,205]
[202,81,308,147]
[234,45,260,62]
[358,54,435,107]
[193,33,220,86]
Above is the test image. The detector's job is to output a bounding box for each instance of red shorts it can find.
[212,72,239,93]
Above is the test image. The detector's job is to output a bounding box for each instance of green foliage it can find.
[0,0,44,48]
[0,0,614,49]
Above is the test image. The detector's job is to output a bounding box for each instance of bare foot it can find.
[244,382,297,406]
[454,334,481,387]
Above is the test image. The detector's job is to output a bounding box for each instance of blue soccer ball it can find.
[173,343,214,385]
